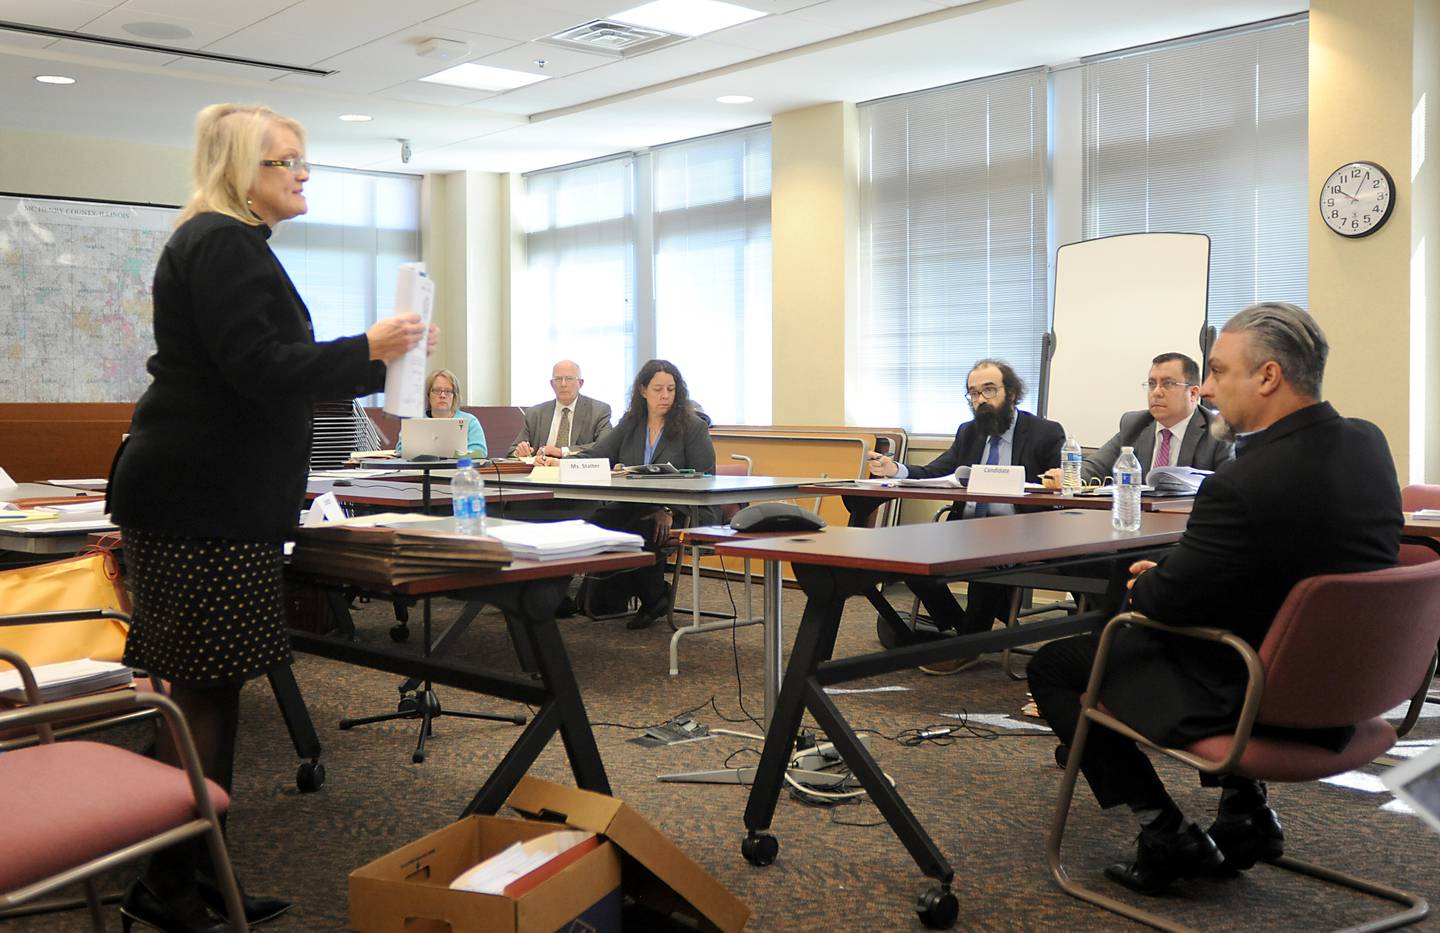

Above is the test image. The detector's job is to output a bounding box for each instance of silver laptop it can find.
[398,418,467,458]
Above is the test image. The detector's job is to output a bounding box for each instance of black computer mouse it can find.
[332,479,353,487]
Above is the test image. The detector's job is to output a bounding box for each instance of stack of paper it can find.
[1145,465,1212,494]
[485,520,645,561]
[290,524,511,585]
[0,658,133,703]
[1412,509,1440,521]
[449,830,598,896]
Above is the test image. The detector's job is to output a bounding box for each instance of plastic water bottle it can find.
[451,457,487,536]
[1111,446,1142,532]
[1060,435,1083,496]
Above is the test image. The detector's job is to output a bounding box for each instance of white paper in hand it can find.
[382,263,435,418]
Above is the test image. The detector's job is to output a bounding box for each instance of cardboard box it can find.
[351,776,750,933]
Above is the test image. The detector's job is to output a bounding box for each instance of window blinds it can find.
[1083,18,1309,328]
[856,69,1049,433]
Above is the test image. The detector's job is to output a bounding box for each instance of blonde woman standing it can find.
[108,103,434,931]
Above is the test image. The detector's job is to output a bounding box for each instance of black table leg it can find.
[266,663,325,792]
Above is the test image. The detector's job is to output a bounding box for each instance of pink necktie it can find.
[1155,428,1173,468]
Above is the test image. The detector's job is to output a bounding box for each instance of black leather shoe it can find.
[1104,823,1224,895]
[627,597,669,630]
[196,875,292,926]
[1206,806,1284,874]
[119,880,228,933]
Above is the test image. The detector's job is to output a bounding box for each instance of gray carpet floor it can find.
[11,575,1440,931]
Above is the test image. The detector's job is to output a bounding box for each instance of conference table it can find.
[808,480,1196,517]
[712,509,1190,928]
[287,546,653,814]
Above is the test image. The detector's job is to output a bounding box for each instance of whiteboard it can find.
[0,194,177,402]
[1046,233,1210,446]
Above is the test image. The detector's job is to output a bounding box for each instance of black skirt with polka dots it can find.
[121,528,292,685]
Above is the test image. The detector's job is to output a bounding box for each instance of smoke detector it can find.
[416,37,471,61]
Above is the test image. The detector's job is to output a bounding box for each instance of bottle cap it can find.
[457,457,473,468]
[1120,446,1134,454]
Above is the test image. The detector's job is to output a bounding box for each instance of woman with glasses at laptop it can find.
[394,369,487,459]
[107,103,434,933]
[538,359,715,630]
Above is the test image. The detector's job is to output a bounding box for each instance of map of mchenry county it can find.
[0,196,176,402]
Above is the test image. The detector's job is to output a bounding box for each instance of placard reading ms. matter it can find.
[0,195,176,402]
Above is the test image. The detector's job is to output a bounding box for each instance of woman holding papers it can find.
[395,369,487,458]
[107,103,435,933]
[538,359,716,630]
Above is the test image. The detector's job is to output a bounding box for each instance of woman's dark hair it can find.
[619,359,692,435]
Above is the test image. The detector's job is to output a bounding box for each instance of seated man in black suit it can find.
[1029,302,1402,895]
[1043,351,1233,487]
[862,359,1065,672]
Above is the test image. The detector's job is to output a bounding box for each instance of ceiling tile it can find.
[164,57,290,80]
[474,41,612,79]
[427,2,593,44]
[113,0,297,27]
[69,8,249,48]
[202,0,466,67]
[706,12,845,52]
[0,33,56,50]
[47,35,181,65]
[0,0,116,31]
[376,80,498,107]
[270,28,517,94]
[784,0,946,31]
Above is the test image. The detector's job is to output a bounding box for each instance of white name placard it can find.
[558,458,611,484]
[302,491,346,527]
[966,463,1026,496]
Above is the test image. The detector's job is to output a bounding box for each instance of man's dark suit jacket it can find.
[1081,406,1233,482]
[910,410,1065,513]
[507,394,612,456]
[1106,402,1402,746]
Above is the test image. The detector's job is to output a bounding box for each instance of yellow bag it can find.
[0,547,130,670]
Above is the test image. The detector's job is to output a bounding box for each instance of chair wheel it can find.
[296,760,325,793]
[915,886,958,929]
[741,832,778,866]
[1054,744,1070,769]
[389,623,410,642]
[412,750,426,764]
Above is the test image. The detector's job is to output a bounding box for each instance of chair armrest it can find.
[1081,612,1267,775]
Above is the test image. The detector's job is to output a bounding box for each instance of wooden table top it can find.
[803,482,1194,512]
[712,509,1189,576]
[1403,514,1440,538]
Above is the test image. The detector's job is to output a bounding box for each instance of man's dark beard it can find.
[971,398,1015,437]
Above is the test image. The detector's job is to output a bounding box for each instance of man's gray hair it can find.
[1221,302,1328,399]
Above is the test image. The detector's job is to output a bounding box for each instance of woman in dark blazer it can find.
[108,103,431,932]
[542,359,715,629]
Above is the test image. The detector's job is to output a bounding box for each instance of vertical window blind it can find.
[519,126,772,421]
[1083,17,1309,327]
[652,127,772,424]
[856,69,1049,434]
[517,156,637,411]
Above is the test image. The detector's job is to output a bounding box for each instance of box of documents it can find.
[349,776,750,933]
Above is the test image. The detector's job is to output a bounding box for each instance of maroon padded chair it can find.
[1046,561,1440,932]
[1400,483,1440,565]
[0,649,245,931]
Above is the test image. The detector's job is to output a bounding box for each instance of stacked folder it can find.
[485,520,646,561]
[0,658,134,704]
[290,524,512,586]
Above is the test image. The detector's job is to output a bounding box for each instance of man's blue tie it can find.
[973,436,1001,518]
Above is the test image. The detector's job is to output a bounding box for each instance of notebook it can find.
[398,417,467,458]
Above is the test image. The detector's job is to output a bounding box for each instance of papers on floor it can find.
[822,685,911,695]
[290,522,511,585]
[1145,465,1211,494]
[449,830,598,897]
[0,658,133,703]
[485,520,646,561]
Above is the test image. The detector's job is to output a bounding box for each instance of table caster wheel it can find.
[412,750,426,764]
[296,760,325,793]
[741,832,778,866]
[1054,743,1069,769]
[389,623,410,642]
[915,886,958,929]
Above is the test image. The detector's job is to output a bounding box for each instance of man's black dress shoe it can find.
[196,875,292,926]
[1104,823,1224,895]
[119,880,228,933]
[1206,806,1285,874]
[627,597,669,630]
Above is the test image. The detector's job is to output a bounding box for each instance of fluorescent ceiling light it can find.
[34,74,76,85]
[338,113,373,122]
[716,95,753,104]
[609,0,765,37]
[419,62,549,92]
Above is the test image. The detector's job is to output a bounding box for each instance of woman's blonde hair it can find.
[426,369,462,411]
[178,103,306,226]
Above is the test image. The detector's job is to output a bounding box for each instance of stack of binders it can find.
[290,524,512,586]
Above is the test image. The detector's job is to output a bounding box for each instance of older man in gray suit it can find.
[1049,352,1232,486]
[510,360,612,458]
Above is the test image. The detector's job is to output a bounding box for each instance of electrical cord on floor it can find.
[716,553,765,731]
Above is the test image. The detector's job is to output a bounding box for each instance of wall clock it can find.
[1319,161,1395,237]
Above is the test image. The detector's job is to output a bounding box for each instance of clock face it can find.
[1319,161,1395,237]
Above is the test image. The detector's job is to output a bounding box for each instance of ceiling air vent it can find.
[542,19,685,58]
